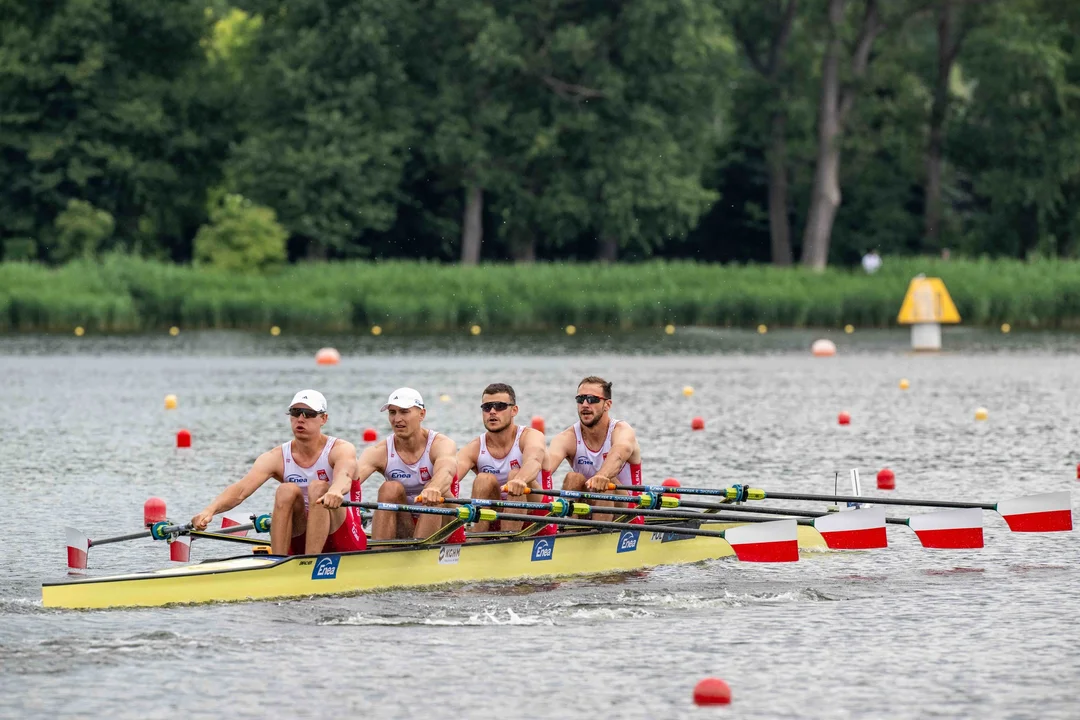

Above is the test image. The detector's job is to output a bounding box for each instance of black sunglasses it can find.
[575,394,606,405]
[288,408,323,419]
[481,401,513,412]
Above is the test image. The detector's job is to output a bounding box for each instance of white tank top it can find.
[282,436,337,508]
[477,426,542,484]
[572,420,638,486]
[384,430,439,498]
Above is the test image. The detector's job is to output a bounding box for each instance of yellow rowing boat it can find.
[42,523,827,610]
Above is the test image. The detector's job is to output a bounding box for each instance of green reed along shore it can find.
[2,255,1079,333]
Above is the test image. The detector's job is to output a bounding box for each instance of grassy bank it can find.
[2,255,1078,333]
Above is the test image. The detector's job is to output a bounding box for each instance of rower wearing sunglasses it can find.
[320,387,464,543]
[190,389,368,555]
[456,383,553,534]
[543,376,643,524]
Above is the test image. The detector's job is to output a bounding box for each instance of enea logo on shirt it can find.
[387,469,411,480]
[285,474,306,484]
[531,538,554,562]
[617,530,639,553]
[480,465,498,474]
[575,456,594,466]
[311,555,340,580]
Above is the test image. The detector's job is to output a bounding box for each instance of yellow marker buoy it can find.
[165,394,178,410]
[844,324,854,334]
[1001,323,1011,334]
[899,378,910,390]
[371,325,383,336]
[566,325,577,336]
[664,324,675,335]
[270,326,281,336]
[975,407,989,421]
[169,326,180,337]
[470,324,481,336]
[74,326,85,337]
[439,394,451,403]
[682,386,694,397]
[757,324,767,334]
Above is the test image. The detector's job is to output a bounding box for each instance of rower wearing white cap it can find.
[321,387,462,542]
[191,390,368,555]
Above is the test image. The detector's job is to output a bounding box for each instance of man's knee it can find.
[563,472,586,490]
[377,481,406,502]
[275,483,303,506]
[472,473,500,498]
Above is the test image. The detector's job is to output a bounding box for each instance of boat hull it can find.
[42,523,827,610]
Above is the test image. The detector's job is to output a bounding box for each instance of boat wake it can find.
[321,607,553,627]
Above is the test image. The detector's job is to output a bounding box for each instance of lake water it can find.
[1,328,1078,719]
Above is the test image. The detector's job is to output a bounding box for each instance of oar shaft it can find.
[491,512,731,539]
[616,485,994,510]
[89,530,155,548]
[534,488,651,504]
[188,530,267,545]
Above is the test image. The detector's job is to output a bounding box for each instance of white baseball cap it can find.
[380,387,425,412]
[290,389,327,413]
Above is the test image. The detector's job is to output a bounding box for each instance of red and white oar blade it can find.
[813,507,887,550]
[169,535,191,563]
[997,491,1073,532]
[725,519,799,562]
[66,527,89,573]
[221,512,249,536]
[907,508,983,549]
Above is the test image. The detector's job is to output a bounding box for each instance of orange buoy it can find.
[661,477,681,499]
[837,411,851,426]
[812,339,837,357]
[1076,462,1080,480]
[315,347,341,365]
[693,677,731,706]
[143,497,167,526]
[691,417,705,431]
[531,416,546,434]
[362,428,378,443]
[176,428,192,448]
[877,468,895,490]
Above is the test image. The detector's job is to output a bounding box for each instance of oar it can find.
[346,500,800,562]
[514,490,887,551]
[66,516,270,571]
[613,484,1074,533]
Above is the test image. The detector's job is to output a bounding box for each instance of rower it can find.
[190,390,367,555]
[322,387,463,542]
[456,383,551,533]
[543,376,643,524]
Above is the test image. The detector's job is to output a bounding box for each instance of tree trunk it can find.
[460,184,483,265]
[767,110,793,266]
[801,0,845,270]
[598,235,618,262]
[801,0,881,270]
[509,232,535,263]
[924,0,954,246]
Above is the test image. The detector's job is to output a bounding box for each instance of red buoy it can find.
[877,468,896,490]
[176,428,192,448]
[144,497,167,526]
[531,416,546,434]
[1076,462,1079,480]
[838,411,851,426]
[691,416,705,431]
[362,428,378,443]
[693,677,731,706]
[662,477,681,499]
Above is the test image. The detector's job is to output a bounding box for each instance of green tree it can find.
[53,199,115,261]
[193,193,287,273]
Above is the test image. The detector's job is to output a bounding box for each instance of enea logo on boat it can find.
[617,530,639,553]
[531,538,554,562]
[311,555,340,580]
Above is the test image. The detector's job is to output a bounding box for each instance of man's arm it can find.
[322,442,384,509]
[419,433,458,504]
[191,449,282,529]
[588,422,636,491]
[542,428,575,474]
[506,427,546,495]
[455,438,480,486]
